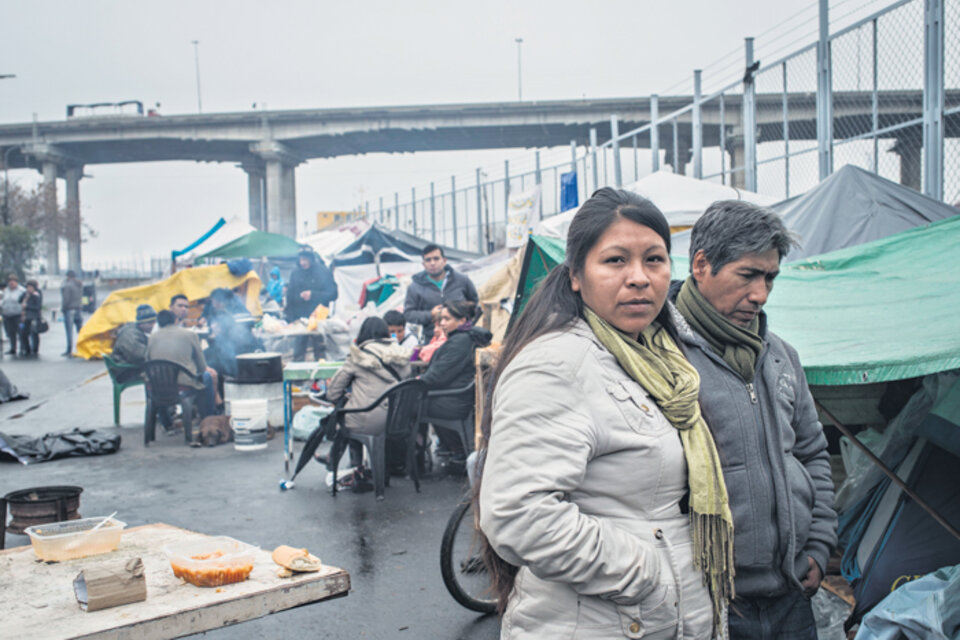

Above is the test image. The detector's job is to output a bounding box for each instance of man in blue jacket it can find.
[403,244,477,342]
[672,201,838,640]
[285,246,338,361]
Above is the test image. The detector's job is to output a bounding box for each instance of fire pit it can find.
[3,485,83,535]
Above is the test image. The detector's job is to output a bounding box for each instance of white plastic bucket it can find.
[231,399,269,452]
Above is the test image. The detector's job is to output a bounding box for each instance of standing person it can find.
[286,246,338,361]
[169,294,190,326]
[324,317,413,488]
[1,275,25,355]
[672,201,837,640]
[266,266,285,305]
[403,244,478,342]
[477,188,731,638]
[19,280,44,357]
[61,270,84,356]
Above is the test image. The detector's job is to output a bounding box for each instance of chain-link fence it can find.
[373,0,955,255]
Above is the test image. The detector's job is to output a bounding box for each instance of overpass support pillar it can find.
[65,166,82,274]
[251,141,301,238]
[241,162,265,230]
[891,135,922,192]
[41,161,60,275]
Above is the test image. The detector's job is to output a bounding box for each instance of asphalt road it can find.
[0,291,500,639]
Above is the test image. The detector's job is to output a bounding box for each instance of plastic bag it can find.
[291,404,334,441]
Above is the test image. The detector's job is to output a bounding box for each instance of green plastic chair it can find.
[103,354,145,425]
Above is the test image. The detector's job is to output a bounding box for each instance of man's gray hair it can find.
[688,200,799,274]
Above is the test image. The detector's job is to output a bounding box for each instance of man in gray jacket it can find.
[672,201,837,639]
[61,270,83,356]
[403,244,478,341]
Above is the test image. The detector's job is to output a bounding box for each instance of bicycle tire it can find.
[440,499,497,614]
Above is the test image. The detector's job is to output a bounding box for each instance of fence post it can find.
[504,160,510,227]
[394,192,400,230]
[632,135,639,181]
[816,0,833,180]
[719,95,726,184]
[923,0,944,200]
[451,175,458,249]
[476,168,484,254]
[872,18,879,174]
[610,115,622,187]
[535,149,543,219]
[692,69,703,179]
[650,94,660,171]
[378,196,384,226]
[589,128,599,191]
[430,182,436,242]
[783,62,790,198]
[672,119,680,175]
[744,37,758,192]
[411,187,417,236]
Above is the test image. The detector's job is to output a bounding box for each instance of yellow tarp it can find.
[76,265,262,359]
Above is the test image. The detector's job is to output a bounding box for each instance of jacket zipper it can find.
[746,382,758,404]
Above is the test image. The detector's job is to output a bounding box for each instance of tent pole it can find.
[816,400,960,543]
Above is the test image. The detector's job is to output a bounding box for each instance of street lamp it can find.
[514,38,523,101]
[191,40,202,113]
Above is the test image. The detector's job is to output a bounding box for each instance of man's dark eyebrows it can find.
[738,266,780,278]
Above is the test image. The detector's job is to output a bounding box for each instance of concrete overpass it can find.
[0,92,949,272]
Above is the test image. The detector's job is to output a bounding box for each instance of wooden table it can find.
[0,523,350,640]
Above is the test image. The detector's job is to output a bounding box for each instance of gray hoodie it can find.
[1,284,25,317]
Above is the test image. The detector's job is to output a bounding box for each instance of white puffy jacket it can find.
[479,318,714,639]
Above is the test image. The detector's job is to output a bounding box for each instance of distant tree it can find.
[0,225,37,280]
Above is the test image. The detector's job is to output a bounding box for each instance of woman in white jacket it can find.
[477,188,735,639]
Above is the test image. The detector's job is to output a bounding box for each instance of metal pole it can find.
[650,95,660,171]
[569,140,577,172]
[692,70,703,179]
[744,37,758,191]
[411,187,417,236]
[816,0,833,180]
[394,192,400,230]
[632,135,639,181]
[672,119,679,174]
[922,0,944,199]
[719,94,726,185]
[535,150,543,219]
[515,38,524,101]
[379,196,384,226]
[589,128,599,192]
[610,115,622,187]
[430,182,436,242]
[365,200,370,223]
[476,168,484,254]
[450,175,458,249]
[783,62,791,198]
[191,40,202,114]
[504,160,510,226]
[872,18,879,174]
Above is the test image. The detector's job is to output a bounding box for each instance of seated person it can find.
[146,310,217,422]
[414,307,447,363]
[169,294,190,327]
[418,300,491,466]
[325,318,413,478]
[383,309,419,349]
[112,304,156,380]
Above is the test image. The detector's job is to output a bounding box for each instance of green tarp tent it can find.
[197,230,303,260]
[513,214,960,386]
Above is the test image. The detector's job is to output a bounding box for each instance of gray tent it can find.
[671,165,959,262]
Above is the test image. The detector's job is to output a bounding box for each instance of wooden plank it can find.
[0,523,350,640]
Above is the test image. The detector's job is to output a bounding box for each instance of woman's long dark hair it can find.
[473,187,675,613]
[356,316,390,345]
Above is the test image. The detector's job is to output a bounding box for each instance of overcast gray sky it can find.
[0,0,893,264]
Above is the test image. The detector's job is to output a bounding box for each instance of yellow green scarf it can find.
[584,307,735,632]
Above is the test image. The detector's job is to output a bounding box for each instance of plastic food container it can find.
[164,536,257,587]
[24,516,126,562]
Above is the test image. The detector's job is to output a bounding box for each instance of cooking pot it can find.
[235,352,283,383]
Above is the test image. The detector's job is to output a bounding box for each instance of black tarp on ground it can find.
[0,368,28,403]
[0,428,121,464]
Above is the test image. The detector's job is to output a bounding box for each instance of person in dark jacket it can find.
[112,304,156,368]
[61,270,84,357]
[286,246,338,361]
[403,244,478,342]
[671,200,837,640]
[18,280,43,357]
[419,299,491,465]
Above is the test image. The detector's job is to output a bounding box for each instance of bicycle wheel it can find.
[440,499,497,614]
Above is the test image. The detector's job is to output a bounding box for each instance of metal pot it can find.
[235,352,283,383]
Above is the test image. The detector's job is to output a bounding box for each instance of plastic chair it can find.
[423,379,477,457]
[141,360,204,447]
[103,355,145,426]
[330,378,428,501]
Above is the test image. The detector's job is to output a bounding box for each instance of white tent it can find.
[536,170,777,239]
[299,220,370,262]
